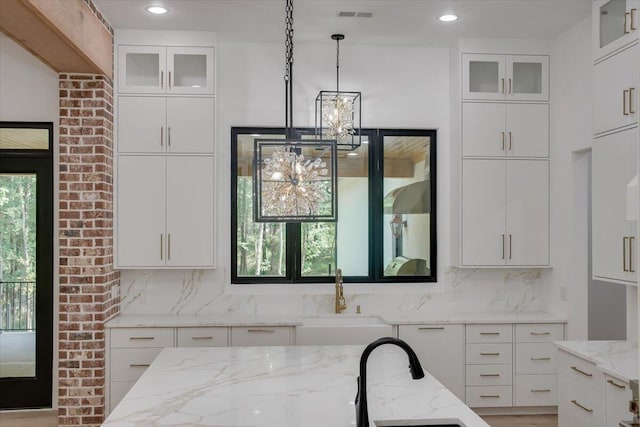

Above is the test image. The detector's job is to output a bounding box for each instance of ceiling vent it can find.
[338,11,373,18]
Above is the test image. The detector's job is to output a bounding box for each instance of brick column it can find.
[58,74,120,426]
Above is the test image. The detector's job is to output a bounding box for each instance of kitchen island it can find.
[103,345,490,427]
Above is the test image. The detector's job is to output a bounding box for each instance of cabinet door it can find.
[593,0,640,61]
[116,156,165,267]
[506,160,549,266]
[462,103,506,157]
[505,55,549,102]
[118,97,166,153]
[506,104,549,157]
[398,325,465,400]
[167,47,215,95]
[604,375,632,427]
[165,156,215,267]
[462,54,506,101]
[594,44,639,135]
[462,159,506,266]
[166,97,215,154]
[118,45,166,94]
[592,128,637,284]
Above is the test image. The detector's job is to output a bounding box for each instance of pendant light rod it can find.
[332,34,344,92]
[284,0,294,137]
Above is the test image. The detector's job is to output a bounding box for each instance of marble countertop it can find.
[102,345,490,427]
[105,311,565,328]
[554,340,638,382]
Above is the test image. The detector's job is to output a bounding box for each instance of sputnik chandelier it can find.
[316,34,362,151]
[253,0,338,222]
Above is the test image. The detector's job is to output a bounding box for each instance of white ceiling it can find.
[94,0,592,47]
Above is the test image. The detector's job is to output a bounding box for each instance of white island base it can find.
[103,345,490,427]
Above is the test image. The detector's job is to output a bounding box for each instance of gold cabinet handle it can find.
[571,366,593,377]
[160,70,164,89]
[160,234,163,260]
[247,329,276,333]
[508,78,512,94]
[630,87,635,114]
[508,131,512,151]
[571,400,593,413]
[530,331,551,336]
[531,357,551,361]
[160,127,163,146]
[501,78,505,94]
[624,236,629,272]
[625,12,631,34]
[169,71,172,89]
[168,233,171,260]
[607,379,627,389]
[168,126,171,146]
[509,234,512,259]
[630,236,635,272]
[129,363,151,368]
[531,389,551,393]
[129,336,155,340]
[480,373,500,377]
[191,336,214,340]
[502,234,505,259]
[480,395,500,398]
[418,326,445,330]
[480,352,500,356]
[624,90,630,115]
[501,131,505,150]
[632,9,638,30]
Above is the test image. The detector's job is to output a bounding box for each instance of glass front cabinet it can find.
[118,45,215,95]
[593,0,640,61]
[462,53,549,102]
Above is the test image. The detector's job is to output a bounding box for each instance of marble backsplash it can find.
[117,267,552,317]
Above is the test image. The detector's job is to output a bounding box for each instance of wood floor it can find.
[0,412,557,427]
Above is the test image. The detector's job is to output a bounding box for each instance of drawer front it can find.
[604,374,632,427]
[515,323,564,342]
[466,385,513,407]
[558,374,604,427]
[466,324,513,343]
[110,347,163,381]
[109,381,135,413]
[466,364,512,386]
[557,349,604,393]
[558,414,581,427]
[515,342,557,374]
[466,343,512,365]
[231,326,292,346]
[514,374,557,406]
[110,327,174,348]
[177,327,229,347]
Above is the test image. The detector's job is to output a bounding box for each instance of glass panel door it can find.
[600,0,628,49]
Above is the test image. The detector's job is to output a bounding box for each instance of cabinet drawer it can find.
[558,374,604,427]
[515,342,557,374]
[514,374,557,406]
[557,350,604,393]
[466,324,512,343]
[515,323,564,342]
[109,381,135,413]
[231,326,292,346]
[466,385,513,407]
[176,327,228,347]
[110,327,174,348]
[466,343,512,364]
[110,347,163,381]
[558,414,580,427]
[604,374,632,427]
[466,364,512,386]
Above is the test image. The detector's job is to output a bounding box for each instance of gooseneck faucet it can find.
[355,337,425,427]
[335,268,347,313]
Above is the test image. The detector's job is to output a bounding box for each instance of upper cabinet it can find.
[593,0,640,61]
[118,45,215,95]
[462,54,549,102]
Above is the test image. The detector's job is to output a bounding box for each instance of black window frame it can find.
[231,127,437,284]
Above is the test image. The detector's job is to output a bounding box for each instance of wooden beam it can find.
[0,0,112,78]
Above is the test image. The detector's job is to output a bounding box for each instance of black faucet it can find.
[355,337,425,427]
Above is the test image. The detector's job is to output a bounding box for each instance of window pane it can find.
[236,134,286,277]
[301,222,336,276]
[383,135,431,277]
[0,128,49,150]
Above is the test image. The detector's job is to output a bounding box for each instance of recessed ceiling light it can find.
[347,152,358,156]
[146,5,168,15]
[438,14,458,22]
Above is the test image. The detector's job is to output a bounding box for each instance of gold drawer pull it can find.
[571,400,593,413]
[531,357,551,361]
[530,331,551,336]
[191,336,213,340]
[129,363,151,368]
[480,352,500,356]
[531,389,551,393]
[571,366,593,377]
[247,329,276,333]
[479,332,500,335]
[607,379,626,389]
[418,326,445,330]
[480,395,500,398]
[129,337,155,341]
[480,373,500,377]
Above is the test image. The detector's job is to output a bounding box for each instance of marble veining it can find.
[554,340,638,382]
[103,345,489,427]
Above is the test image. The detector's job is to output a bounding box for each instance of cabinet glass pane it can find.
[126,53,160,87]
[469,61,500,93]
[173,54,207,88]
[600,0,627,48]
[512,62,542,94]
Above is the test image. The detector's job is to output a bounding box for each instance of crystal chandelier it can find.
[253,0,337,222]
[316,34,362,151]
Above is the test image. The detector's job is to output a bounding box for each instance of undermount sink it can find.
[301,314,388,326]
[296,314,393,345]
[375,420,465,427]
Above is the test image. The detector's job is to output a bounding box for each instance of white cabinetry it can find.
[593,0,640,61]
[592,127,638,284]
[176,327,229,347]
[462,54,549,101]
[604,374,632,426]
[117,155,215,268]
[398,324,465,400]
[230,327,293,346]
[557,350,605,427]
[118,45,214,95]
[462,159,549,266]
